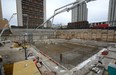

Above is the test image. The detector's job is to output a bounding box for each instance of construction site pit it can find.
[34,39,101,70]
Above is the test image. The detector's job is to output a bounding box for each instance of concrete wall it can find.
[2,29,56,42]
[2,29,116,43]
[56,29,116,42]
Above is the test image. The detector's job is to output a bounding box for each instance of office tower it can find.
[16,0,46,28]
[0,0,2,20]
[108,0,116,26]
[72,0,88,22]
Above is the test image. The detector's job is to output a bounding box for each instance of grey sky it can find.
[1,0,17,25]
[1,0,109,25]
[87,0,109,23]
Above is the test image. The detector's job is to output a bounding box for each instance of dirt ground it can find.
[35,40,100,70]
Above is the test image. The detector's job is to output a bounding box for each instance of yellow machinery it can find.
[0,19,11,45]
[12,42,21,48]
[3,60,41,75]
[13,60,41,75]
[0,19,8,29]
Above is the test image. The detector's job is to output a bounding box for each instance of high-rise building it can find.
[108,0,116,26]
[16,0,46,28]
[0,0,3,20]
[72,1,88,22]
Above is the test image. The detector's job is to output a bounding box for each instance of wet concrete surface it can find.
[35,40,100,70]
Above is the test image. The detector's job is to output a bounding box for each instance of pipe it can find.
[34,0,89,31]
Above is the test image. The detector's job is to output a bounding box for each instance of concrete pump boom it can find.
[34,0,95,30]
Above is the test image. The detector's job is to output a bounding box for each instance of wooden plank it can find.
[107,35,114,42]
[13,60,41,75]
[101,30,108,34]
[101,34,107,41]
[4,64,13,75]
[108,30,114,34]
[92,33,97,40]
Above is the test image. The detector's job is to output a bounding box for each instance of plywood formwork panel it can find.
[107,30,115,42]
[4,64,13,75]
[77,32,81,39]
[13,60,41,75]
[101,34,107,41]
[80,32,84,39]
[87,33,92,40]
[101,30,108,34]
[83,32,88,40]
[91,29,97,34]
[73,32,77,38]
[74,32,78,38]
[108,30,114,34]
[77,30,82,39]
[107,34,114,41]
[113,31,116,42]
[97,29,102,32]
[96,33,102,41]
[55,29,116,42]
[91,33,97,40]
[87,29,92,32]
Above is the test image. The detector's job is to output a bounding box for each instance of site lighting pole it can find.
[22,14,29,36]
[10,13,29,60]
[22,14,29,60]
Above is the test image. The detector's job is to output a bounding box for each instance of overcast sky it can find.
[1,0,109,25]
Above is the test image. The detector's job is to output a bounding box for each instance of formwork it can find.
[4,64,13,75]
[101,30,108,41]
[107,30,114,42]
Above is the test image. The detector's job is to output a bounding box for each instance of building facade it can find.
[16,0,46,28]
[72,0,88,22]
[0,0,2,20]
[108,0,116,26]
